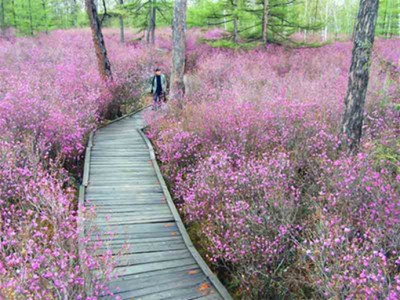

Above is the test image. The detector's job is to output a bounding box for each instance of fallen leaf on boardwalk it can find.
[188,270,199,275]
[197,283,210,292]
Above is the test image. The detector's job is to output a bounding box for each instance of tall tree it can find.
[341,0,379,152]
[119,0,125,43]
[85,0,113,80]
[28,0,34,35]
[233,0,238,43]
[170,0,187,99]
[262,0,269,44]
[72,0,78,27]
[0,0,5,35]
[151,0,156,44]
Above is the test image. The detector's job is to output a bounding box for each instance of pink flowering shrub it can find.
[147,38,400,298]
[0,29,159,298]
[202,28,228,41]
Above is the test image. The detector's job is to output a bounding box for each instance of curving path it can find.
[80,108,232,300]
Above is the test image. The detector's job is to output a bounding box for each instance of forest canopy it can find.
[1,0,399,43]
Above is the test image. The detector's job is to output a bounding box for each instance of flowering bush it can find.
[0,29,160,298]
[147,38,400,298]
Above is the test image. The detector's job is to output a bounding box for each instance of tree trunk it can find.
[11,0,17,28]
[341,0,379,152]
[73,0,78,27]
[28,0,34,35]
[42,0,48,34]
[0,0,5,36]
[119,0,124,43]
[262,0,268,45]
[332,5,339,40]
[323,2,328,41]
[146,0,152,44]
[151,3,156,44]
[233,0,238,43]
[85,0,113,81]
[170,0,187,100]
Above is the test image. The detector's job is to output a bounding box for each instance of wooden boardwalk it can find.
[80,108,232,300]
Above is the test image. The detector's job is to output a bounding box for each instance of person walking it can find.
[149,68,168,110]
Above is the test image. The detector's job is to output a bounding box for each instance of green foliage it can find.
[377,0,400,36]
[1,0,86,35]
[372,140,400,174]
[0,0,398,40]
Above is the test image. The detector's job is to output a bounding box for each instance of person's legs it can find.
[157,93,162,109]
[152,93,159,110]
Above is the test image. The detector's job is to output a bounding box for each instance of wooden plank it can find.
[86,195,165,200]
[97,236,183,247]
[108,267,202,292]
[87,190,162,195]
[109,264,199,282]
[86,200,167,206]
[111,258,197,277]
[94,203,168,210]
[114,275,208,299]
[89,230,180,241]
[95,209,171,216]
[93,217,175,226]
[89,180,160,186]
[89,222,178,234]
[194,294,223,300]
[92,238,186,254]
[129,280,215,300]
[94,214,174,223]
[115,249,191,266]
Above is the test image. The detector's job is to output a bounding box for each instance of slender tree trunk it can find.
[170,0,187,100]
[0,0,5,35]
[223,9,227,30]
[42,0,48,34]
[385,0,392,37]
[323,2,328,41]
[262,0,269,45]
[28,0,34,35]
[151,3,156,44]
[146,0,152,44]
[341,0,379,152]
[119,0,124,43]
[11,0,17,28]
[233,0,238,43]
[85,0,113,81]
[303,0,308,41]
[73,0,78,27]
[332,5,339,40]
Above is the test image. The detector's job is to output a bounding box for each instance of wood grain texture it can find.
[81,107,231,300]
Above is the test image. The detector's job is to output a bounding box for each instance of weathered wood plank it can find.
[108,267,202,292]
[114,275,208,299]
[111,258,197,277]
[129,280,215,300]
[115,249,191,265]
